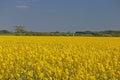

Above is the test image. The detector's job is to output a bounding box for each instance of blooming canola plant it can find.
[0,36,120,80]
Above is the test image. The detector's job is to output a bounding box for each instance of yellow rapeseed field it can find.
[0,36,120,80]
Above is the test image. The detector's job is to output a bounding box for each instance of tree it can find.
[0,30,11,34]
[15,25,26,35]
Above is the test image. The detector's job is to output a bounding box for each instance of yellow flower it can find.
[0,36,119,79]
[27,71,33,77]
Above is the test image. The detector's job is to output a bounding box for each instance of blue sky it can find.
[0,0,120,31]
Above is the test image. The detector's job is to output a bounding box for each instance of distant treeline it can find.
[0,26,120,36]
[75,30,120,37]
[0,30,120,37]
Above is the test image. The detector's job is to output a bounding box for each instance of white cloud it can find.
[16,5,29,9]
[16,0,34,9]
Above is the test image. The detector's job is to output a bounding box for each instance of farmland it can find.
[0,36,120,80]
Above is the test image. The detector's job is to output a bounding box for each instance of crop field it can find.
[0,36,120,80]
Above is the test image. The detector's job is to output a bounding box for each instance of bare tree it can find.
[15,25,26,35]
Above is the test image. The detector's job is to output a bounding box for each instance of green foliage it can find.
[75,30,120,37]
[0,30,13,35]
[15,25,26,36]
[0,26,120,36]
